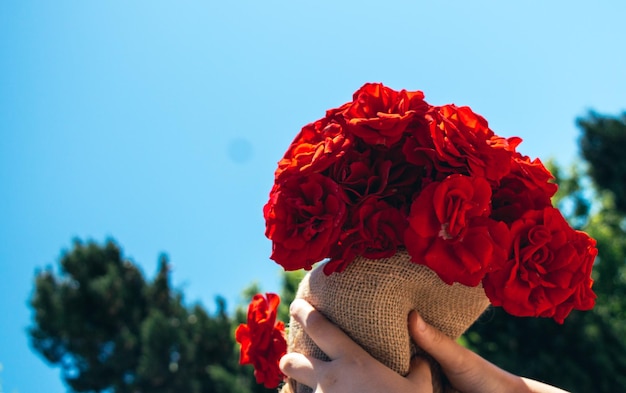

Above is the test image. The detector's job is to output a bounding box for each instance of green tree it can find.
[29,239,253,393]
[464,115,626,392]
[278,270,306,323]
[578,111,626,214]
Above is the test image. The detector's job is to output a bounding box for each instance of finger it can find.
[409,311,521,393]
[408,310,468,371]
[405,356,433,392]
[290,299,364,360]
[279,352,322,389]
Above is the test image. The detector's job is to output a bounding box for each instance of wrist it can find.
[520,377,570,393]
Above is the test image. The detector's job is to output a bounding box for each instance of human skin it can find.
[280,299,569,393]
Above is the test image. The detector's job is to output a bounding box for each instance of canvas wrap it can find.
[280,250,491,393]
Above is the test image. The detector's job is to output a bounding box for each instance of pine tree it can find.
[29,239,252,393]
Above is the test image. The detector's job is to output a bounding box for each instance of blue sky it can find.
[1,1,625,392]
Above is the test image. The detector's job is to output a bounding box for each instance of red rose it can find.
[382,142,426,210]
[482,207,597,323]
[553,230,597,321]
[342,83,428,147]
[327,146,393,205]
[406,105,515,183]
[404,175,508,286]
[324,198,407,274]
[491,154,558,223]
[235,293,287,389]
[264,173,348,270]
[275,118,351,181]
[330,140,424,210]
[401,130,438,177]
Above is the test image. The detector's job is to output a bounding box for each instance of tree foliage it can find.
[578,111,626,214]
[29,239,257,393]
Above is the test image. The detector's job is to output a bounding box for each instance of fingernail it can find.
[416,313,427,332]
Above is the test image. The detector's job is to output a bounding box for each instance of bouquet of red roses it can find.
[238,83,597,392]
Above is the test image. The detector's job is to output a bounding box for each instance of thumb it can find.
[405,355,433,392]
[408,311,524,393]
[408,310,466,372]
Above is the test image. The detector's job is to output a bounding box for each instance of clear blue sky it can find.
[1,1,625,392]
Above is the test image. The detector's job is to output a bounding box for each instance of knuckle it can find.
[427,327,445,347]
[447,351,467,372]
[349,353,368,369]
[303,307,325,330]
[319,367,339,387]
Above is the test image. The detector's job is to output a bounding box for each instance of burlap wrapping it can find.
[280,250,490,393]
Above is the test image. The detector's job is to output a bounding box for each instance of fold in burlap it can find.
[280,250,490,393]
